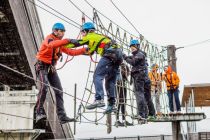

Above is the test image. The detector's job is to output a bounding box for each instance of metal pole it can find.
[185,102,189,140]
[191,88,196,132]
[191,89,195,112]
[74,83,77,135]
[188,94,192,138]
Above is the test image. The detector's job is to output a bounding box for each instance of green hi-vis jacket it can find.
[65,32,119,56]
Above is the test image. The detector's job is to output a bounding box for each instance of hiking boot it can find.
[169,112,175,115]
[156,112,163,116]
[176,111,182,114]
[59,115,76,124]
[103,105,117,114]
[147,115,156,121]
[123,121,133,126]
[133,114,145,120]
[36,114,47,123]
[114,120,124,127]
[136,115,147,124]
[136,115,146,120]
[86,100,105,110]
[132,114,138,119]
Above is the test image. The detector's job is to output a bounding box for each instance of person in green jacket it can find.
[66,22,123,114]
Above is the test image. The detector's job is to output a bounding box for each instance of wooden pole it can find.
[167,45,181,140]
[167,45,177,72]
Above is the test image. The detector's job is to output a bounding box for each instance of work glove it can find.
[85,47,89,52]
[70,39,79,44]
[170,86,175,91]
[84,47,90,55]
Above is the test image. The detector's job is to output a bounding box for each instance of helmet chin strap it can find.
[52,31,57,36]
[134,45,139,51]
[131,49,138,55]
[82,29,95,36]
[52,31,63,39]
[89,29,95,32]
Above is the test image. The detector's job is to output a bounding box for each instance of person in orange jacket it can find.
[35,23,87,124]
[148,64,162,116]
[163,65,181,114]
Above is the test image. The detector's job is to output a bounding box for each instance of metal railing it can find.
[69,133,210,140]
[76,135,172,140]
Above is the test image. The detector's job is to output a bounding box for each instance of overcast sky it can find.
[35,0,210,138]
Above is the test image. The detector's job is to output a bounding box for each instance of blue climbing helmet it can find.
[130,39,140,47]
[52,23,65,31]
[151,64,159,70]
[82,22,95,31]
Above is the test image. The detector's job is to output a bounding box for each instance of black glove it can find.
[85,47,89,52]
[82,47,89,55]
[70,39,79,44]
[170,86,174,90]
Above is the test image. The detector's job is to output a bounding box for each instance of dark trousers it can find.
[94,57,119,105]
[116,81,127,120]
[133,73,147,118]
[167,88,181,112]
[144,79,156,116]
[35,62,65,116]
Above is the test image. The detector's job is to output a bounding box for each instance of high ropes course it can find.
[0,0,206,138]
[34,0,171,133]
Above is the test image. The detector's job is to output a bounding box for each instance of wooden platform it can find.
[148,113,206,122]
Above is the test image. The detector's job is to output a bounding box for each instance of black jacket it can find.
[124,50,146,72]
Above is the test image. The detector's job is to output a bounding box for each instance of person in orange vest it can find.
[148,64,162,116]
[163,65,181,114]
[35,23,88,124]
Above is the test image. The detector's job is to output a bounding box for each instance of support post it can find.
[74,83,77,135]
[172,121,181,140]
[106,114,112,134]
[160,134,165,140]
[191,88,196,132]
[167,45,181,140]
[167,45,177,72]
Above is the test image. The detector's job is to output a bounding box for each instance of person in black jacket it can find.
[115,63,133,126]
[141,51,156,120]
[123,40,148,120]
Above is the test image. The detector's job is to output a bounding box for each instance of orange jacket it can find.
[36,34,86,64]
[163,66,180,90]
[148,71,162,86]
